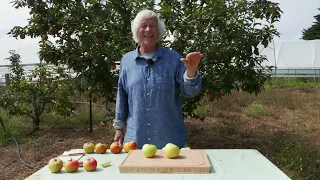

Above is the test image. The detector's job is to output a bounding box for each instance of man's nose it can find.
[145,26,151,31]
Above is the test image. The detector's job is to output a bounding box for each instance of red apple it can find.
[212,44,217,52]
[110,142,123,154]
[95,143,108,154]
[48,158,63,173]
[20,34,25,39]
[95,39,101,45]
[64,159,79,173]
[83,158,97,172]
[123,141,137,153]
[110,65,116,70]
[83,142,95,154]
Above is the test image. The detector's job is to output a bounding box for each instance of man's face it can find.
[137,17,159,47]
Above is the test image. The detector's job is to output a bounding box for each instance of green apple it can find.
[83,142,95,154]
[162,143,180,159]
[48,158,63,173]
[142,144,157,158]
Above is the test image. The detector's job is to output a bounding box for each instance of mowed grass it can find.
[0,78,320,179]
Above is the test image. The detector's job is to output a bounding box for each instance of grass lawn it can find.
[0,78,320,179]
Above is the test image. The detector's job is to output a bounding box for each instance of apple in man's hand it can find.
[110,142,123,154]
[124,141,137,153]
[83,158,97,172]
[48,158,63,173]
[64,159,79,173]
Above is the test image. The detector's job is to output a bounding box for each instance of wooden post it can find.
[5,73,10,87]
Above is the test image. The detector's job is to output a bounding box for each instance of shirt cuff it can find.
[113,119,126,129]
[184,70,199,81]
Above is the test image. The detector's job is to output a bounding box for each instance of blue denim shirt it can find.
[113,44,202,149]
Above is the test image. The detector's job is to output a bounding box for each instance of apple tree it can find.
[0,51,76,131]
[8,0,282,117]
[158,0,282,115]
[8,0,156,102]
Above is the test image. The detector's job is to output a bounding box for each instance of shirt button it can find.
[147,108,149,111]
[147,78,149,81]
[148,123,150,125]
[148,138,151,140]
[147,93,149,95]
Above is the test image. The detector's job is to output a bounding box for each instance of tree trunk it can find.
[32,114,40,132]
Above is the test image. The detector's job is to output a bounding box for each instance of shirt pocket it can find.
[153,65,175,89]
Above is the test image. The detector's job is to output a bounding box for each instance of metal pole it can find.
[89,92,92,133]
[314,68,316,87]
[272,38,277,78]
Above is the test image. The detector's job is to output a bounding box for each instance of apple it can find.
[64,159,79,173]
[110,65,116,70]
[48,158,63,173]
[162,143,180,159]
[212,44,217,52]
[110,142,122,154]
[219,89,225,96]
[83,142,95,153]
[83,158,97,172]
[20,34,25,39]
[95,143,108,154]
[142,144,157,158]
[42,34,48,41]
[123,141,137,153]
[48,28,58,35]
[87,86,93,93]
[95,39,101,45]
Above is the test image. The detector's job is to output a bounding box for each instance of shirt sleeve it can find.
[183,70,200,81]
[113,60,128,130]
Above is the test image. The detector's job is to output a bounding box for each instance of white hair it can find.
[131,9,166,44]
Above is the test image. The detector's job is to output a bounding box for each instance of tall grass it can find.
[0,101,112,147]
[244,102,268,118]
[189,78,320,180]
[265,77,319,88]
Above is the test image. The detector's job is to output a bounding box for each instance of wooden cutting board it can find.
[119,149,211,174]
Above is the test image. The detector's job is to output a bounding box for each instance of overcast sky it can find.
[0,0,319,64]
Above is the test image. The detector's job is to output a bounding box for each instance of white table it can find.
[26,149,292,180]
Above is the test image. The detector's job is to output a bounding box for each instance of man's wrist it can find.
[186,70,196,78]
[184,70,199,81]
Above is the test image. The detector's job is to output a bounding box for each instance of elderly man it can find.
[113,9,204,149]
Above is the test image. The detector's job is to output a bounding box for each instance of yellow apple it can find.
[48,158,63,173]
[83,142,95,154]
[162,143,180,159]
[95,143,108,154]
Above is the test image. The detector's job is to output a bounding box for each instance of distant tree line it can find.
[302,8,320,40]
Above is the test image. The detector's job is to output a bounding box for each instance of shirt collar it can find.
[134,43,163,62]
